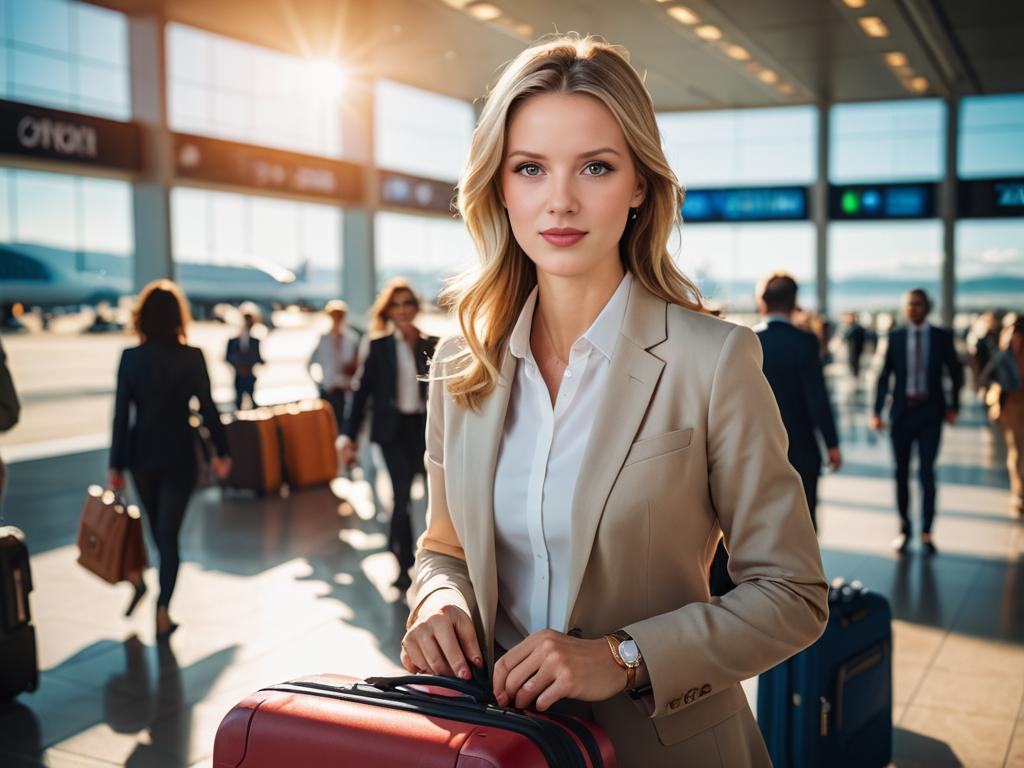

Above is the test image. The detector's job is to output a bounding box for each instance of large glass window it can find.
[674,222,816,312]
[828,222,943,314]
[0,0,130,119]
[960,93,1024,179]
[166,23,344,158]
[831,100,945,183]
[170,187,343,303]
[374,212,475,301]
[0,167,133,296]
[955,220,1024,311]
[374,79,474,181]
[658,107,817,188]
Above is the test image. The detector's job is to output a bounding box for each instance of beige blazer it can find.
[408,279,829,768]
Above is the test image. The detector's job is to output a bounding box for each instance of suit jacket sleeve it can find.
[192,348,229,457]
[110,351,131,470]
[943,331,963,412]
[0,340,20,433]
[342,341,377,441]
[624,325,828,719]
[803,334,839,449]
[406,338,479,630]
[874,334,895,417]
[255,338,265,367]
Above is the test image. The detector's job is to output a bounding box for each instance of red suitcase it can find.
[213,673,616,768]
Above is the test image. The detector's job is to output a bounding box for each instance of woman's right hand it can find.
[401,592,483,680]
[107,469,125,490]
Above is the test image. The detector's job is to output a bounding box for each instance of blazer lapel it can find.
[459,346,517,656]
[564,283,667,628]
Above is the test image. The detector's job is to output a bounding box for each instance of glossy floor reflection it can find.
[0,377,1022,766]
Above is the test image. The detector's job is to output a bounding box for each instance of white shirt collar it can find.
[508,272,632,362]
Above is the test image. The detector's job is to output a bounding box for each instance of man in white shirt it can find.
[308,300,360,431]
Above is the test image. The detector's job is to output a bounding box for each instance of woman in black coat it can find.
[108,280,231,637]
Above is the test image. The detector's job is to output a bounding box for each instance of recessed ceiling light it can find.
[884,51,907,67]
[910,76,928,93]
[695,25,722,41]
[858,16,890,38]
[468,2,502,21]
[842,0,868,8]
[722,43,751,61]
[758,69,779,84]
[440,0,472,7]
[667,6,700,25]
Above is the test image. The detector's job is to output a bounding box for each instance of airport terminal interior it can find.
[1,0,1024,765]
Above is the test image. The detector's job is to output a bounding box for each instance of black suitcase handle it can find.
[364,673,496,706]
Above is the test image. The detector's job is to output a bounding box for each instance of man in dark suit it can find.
[710,272,840,596]
[843,312,868,379]
[872,288,963,555]
[755,272,842,528]
[225,305,264,410]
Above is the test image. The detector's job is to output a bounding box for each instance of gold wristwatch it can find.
[603,630,642,691]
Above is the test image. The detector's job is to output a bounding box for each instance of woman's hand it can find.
[107,469,125,491]
[492,629,626,711]
[401,590,483,680]
[211,456,232,480]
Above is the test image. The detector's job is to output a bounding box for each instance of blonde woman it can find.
[401,36,827,767]
[340,279,438,590]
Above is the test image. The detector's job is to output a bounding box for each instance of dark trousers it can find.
[379,413,427,573]
[793,461,820,531]
[234,376,256,410]
[131,465,196,607]
[322,388,349,433]
[891,408,943,535]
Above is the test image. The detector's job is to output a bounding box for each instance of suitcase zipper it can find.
[13,568,26,624]
[266,682,589,768]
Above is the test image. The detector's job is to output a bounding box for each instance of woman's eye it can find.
[584,162,611,176]
[516,163,542,177]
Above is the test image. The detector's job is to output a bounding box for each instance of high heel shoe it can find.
[124,579,147,617]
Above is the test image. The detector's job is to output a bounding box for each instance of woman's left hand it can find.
[492,629,626,711]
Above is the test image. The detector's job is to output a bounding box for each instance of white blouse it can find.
[493,273,632,648]
[394,330,426,414]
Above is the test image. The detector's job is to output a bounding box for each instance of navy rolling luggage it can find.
[0,525,39,700]
[757,577,892,768]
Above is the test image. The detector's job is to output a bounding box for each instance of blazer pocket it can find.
[623,427,694,467]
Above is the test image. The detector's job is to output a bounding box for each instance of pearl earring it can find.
[630,207,638,220]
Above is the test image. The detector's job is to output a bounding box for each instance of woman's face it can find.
[500,92,646,281]
[387,289,418,327]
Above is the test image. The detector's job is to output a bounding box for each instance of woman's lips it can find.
[540,230,587,247]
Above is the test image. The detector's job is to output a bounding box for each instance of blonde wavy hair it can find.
[442,34,705,409]
[369,277,420,338]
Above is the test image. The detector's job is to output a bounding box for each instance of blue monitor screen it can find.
[682,186,808,223]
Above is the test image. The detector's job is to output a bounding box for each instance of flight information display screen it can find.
[682,186,808,223]
[958,178,1024,218]
[829,183,936,220]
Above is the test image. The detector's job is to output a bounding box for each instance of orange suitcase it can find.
[273,400,338,488]
[222,409,283,495]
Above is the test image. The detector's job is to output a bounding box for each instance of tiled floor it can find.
[1,373,1022,766]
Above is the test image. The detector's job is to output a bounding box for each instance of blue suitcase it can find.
[757,578,892,768]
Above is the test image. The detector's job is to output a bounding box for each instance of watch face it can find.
[619,639,641,666]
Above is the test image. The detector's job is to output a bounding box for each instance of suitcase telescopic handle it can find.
[363,674,497,706]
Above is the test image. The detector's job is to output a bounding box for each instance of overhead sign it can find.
[174,133,364,204]
[379,170,457,215]
[958,178,1024,218]
[830,183,936,220]
[0,99,140,171]
[682,186,808,223]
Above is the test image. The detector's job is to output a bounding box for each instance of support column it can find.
[940,97,958,327]
[814,102,831,316]
[128,14,174,292]
[340,76,376,318]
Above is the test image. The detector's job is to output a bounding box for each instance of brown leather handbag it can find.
[76,485,148,584]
